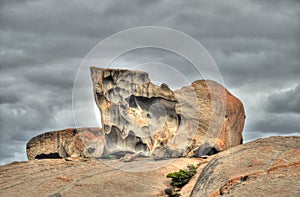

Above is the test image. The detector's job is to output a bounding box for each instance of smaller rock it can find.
[200,155,209,159]
[164,187,173,195]
[120,151,143,162]
[65,157,73,161]
[164,187,180,197]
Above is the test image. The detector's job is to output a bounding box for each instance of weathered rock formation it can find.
[90,67,245,159]
[91,67,179,156]
[26,128,105,160]
[176,79,245,156]
[26,67,245,160]
[191,136,300,196]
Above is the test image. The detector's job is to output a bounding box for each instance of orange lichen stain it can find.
[54,176,73,182]
[208,190,220,197]
[136,118,147,125]
[100,101,111,110]
[127,108,147,125]
[167,143,179,148]
[217,139,226,150]
[267,161,300,173]
[79,132,96,140]
[148,143,154,151]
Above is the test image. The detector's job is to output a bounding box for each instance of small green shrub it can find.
[166,164,197,188]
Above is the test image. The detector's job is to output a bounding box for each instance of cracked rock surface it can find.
[191,136,300,197]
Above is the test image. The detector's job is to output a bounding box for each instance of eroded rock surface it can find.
[26,128,105,160]
[27,67,245,160]
[176,80,245,156]
[7,136,300,197]
[91,67,178,155]
[0,157,202,197]
[91,67,245,158]
[191,136,300,197]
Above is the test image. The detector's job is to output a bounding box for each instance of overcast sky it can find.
[1,0,299,165]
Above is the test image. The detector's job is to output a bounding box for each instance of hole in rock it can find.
[88,148,95,154]
[240,175,249,182]
[135,96,152,110]
[35,153,62,160]
[177,114,182,126]
[201,147,218,156]
[103,75,114,84]
[125,95,177,112]
[196,143,219,157]
[127,95,138,108]
[135,141,149,152]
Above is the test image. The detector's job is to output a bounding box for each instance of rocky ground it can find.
[1,136,300,197]
[191,136,300,196]
[0,157,204,197]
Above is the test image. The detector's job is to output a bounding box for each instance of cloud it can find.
[252,113,300,134]
[267,84,300,114]
[0,0,299,165]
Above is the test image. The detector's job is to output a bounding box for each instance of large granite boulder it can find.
[191,136,300,196]
[176,79,245,156]
[90,67,245,159]
[26,128,105,160]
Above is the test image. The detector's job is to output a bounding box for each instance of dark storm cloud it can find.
[0,0,299,164]
[191,1,300,89]
[0,69,75,164]
[252,113,300,134]
[267,84,300,114]
[0,94,19,104]
[165,0,300,89]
